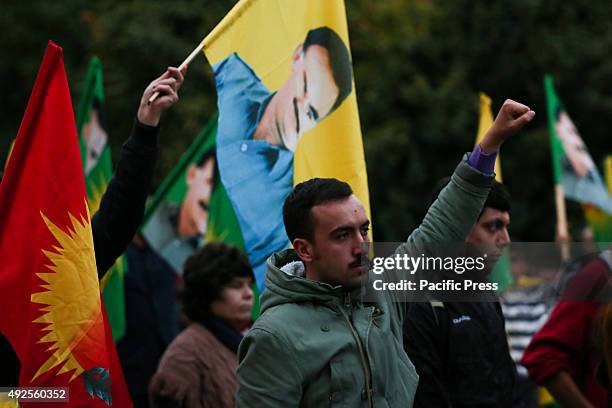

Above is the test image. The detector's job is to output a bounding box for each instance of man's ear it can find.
[292,43,304,65]
[293,238,314,262]
[186,164,197,186]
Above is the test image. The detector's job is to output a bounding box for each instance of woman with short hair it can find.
[149,242,254,408]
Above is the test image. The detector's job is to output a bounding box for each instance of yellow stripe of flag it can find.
[475,93,502,182]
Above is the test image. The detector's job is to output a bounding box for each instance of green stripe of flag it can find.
[142,116,259,318]
[76,56,126,341]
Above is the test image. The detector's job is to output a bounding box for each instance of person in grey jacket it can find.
[235,99,535,407]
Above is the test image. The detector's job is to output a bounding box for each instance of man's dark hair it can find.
[555,105,565,120]
[91,98,107,131]
[189,148,217,193]
[484,180,511,215]
[429,177,511,219]
[303,26,353,114]
[283,177,353,242]
[181,242,253,323]
[196,148,216,168]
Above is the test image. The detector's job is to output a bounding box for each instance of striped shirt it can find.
[501,281,553,377]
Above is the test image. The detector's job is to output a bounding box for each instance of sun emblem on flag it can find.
[30,203,113,405]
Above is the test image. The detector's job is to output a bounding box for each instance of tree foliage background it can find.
[1,0,610,241]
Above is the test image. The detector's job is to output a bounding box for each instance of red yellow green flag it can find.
[0,41,131,407]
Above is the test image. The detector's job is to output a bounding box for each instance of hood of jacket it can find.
[260,249,362,314]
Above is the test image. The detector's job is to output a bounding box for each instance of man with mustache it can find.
[142,149,216,273]
[235,99,535,407]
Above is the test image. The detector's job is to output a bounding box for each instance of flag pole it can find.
[148,0,256,104]
[147,40,205,104]
[555,184,570,261]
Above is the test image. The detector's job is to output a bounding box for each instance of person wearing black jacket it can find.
[403,181,516,407]
[92,65,186,277]
[0,65,187,387]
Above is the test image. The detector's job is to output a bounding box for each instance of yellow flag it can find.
[475,92,502,181]
[202,0,370,286]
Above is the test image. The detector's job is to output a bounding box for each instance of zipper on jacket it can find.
[337,305,373,407]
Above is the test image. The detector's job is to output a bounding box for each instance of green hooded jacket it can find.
[236,155,494,407]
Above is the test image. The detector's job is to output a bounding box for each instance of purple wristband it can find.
[468,144,498,175]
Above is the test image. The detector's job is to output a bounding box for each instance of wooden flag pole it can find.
[554,184,570,261]
[147,40,205,105]
[147,0,256,105]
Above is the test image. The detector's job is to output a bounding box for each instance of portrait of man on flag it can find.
[82,98,109,175]
[75,57,129,342]
[215,26,352,151]
[142,137,218,273]
[554,107,596,180]
[544,75,612,215]
[213,25,354,286]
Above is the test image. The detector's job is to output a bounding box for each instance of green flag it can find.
[544,75,612,214]
[141,115,259,316]
[75,56,126,341]
[141,114,245,256]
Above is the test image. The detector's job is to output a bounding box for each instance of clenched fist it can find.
[480,99,535,153]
